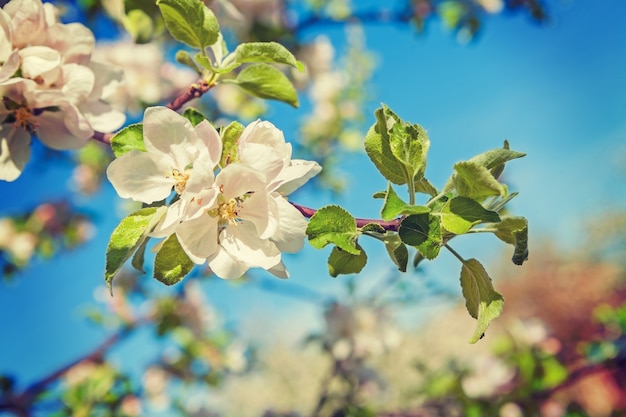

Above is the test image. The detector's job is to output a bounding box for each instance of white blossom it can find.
[0,0,124,181]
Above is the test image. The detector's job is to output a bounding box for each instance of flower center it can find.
[217,197,240,226]
[168,168,189,195]
[11,106,38,132]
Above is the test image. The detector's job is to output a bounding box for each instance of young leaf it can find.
[441,196,501,235]
[157,0,219,50]
[175,50,201,74]
[468,141,526,172]
[234,42,304,71]
[131,237,150,273]
[415,177,438,197]
[306,205,359,255]
[398,213,442,259]
[460,258,504,343]
[381,182,430,220]
[220,120,245,166]
[233,63,299,107]
[105,207,165,291]
[154,234,195,285]
[364,106,406,185]
[182,107,208,126]
[328,244,367,277]
[388,121,430,181]
[384,234,409,272]
[492,216,529,265]
[453,161,507,200]
[111,123,144,157]
[195,52,240,74]
[123,9,154,43]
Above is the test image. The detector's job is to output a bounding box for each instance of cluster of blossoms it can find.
[107,106,321,279]
[0,0,125,181]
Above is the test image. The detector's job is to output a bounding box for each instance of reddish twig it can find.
[290,202,401,231]
[166,79,215,112]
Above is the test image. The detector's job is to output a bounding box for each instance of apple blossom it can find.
[106,106,222,205]
[0,0,125,181]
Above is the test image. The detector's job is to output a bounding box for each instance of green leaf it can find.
[441,196,500,235]
[388,120,430,181]
[233,63,299,107]
[364,106,407,185]
[131,237,150,273]
[110,123,144,157]
[328,244,367,277]
[157,0,219,50]
[123,9,154,43]
[306,205,359,255]
[220,120,244,166]
[104,207,165,291]
[468,140,526,173]
[398,213,442,260]
[415,177,438,197]
[453,161,507,200]
[154,234,195,285]
[460,258,504,343]
[384,235,409,272]
[380,183,431,220]
[493,216,529,265]
[175,50,201,74]
[182,107,208,126]
[195,52,240,74]
[234,42,304,71]
[360,222,386,235]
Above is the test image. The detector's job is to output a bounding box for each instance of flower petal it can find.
[106,150,175,203]
[269,194,307,253]
[273,159,322,195]
[208,245,250,279]
[176,213,219,264]
[143,106,207,168]
[238,188,277,239]
[0,125,31,181]
[220,221,281,270]
[194,119,222,168]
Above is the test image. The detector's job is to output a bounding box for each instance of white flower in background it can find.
[0,0,125,182]
[93,40,197,114]
[476,0,504,14]
[461,354,514,398]
[106,106,222,205]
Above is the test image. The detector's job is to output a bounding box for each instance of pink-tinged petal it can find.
[19,46,62,86]
[238,189,276,239]
[150,199,185,238]
[269,195,307,253]
[194,120,222,168]
[268,261,289,279]
[34,106,92,149]
[87,60,124,102]
[215,163,266,200]
[0,51,20,83]
[273,159,322,195]
[3,0,46,48]
[143,106,206,167]
[106,150,175,203]
[207,246,250,279]
[176,214,219,264]
[61,63,95,102]
[79,100,125,133]
[220,221,281,269]
[0,126,31,181]
[239,142,285,183]
[0,10,13,63]
[45,22,94,64]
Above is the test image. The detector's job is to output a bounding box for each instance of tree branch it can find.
[290,202,401,231]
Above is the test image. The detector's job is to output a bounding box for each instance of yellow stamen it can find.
[168,168,190,195]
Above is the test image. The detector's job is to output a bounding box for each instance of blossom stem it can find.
[91,131,113,145]
[290,202,401,231]
[166,79,215,112]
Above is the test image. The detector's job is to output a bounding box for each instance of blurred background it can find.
[1,0,626,416]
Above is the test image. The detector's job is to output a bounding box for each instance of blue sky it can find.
[1,0,625,398]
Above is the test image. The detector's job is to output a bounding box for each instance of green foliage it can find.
[110,123,145,157]
[219,120,245,167]
[154,234,195,285]
[328,244,367,277]
[234,42,304,71]
[441,196,500,234]
[379,183,430,220]
[399,213,442,260]
[459,258,504,343]
[233,63,299,107]
[157,0,219,50]
[104,207,165,291]
[182,107,209,126]
[306,205,359,254]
